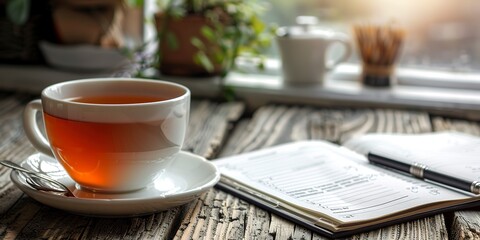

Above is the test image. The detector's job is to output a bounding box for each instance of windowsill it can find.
[2,63,480,120]
[161,63,480,120]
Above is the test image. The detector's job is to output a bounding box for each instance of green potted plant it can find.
[154,0,274,77]
[5,0,30,25]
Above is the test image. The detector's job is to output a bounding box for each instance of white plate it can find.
[11,152,220,217]
[39,41,130,71]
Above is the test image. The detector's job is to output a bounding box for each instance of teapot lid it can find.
[277,16,334,39]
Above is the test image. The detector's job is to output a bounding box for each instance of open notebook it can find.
[213,132,480,238]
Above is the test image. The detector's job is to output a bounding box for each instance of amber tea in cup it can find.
[23,79,191,192]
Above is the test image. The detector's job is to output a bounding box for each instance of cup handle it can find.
[23,100,55,158]
[326,34,352,71]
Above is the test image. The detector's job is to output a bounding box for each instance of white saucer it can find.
[11,152,220,217]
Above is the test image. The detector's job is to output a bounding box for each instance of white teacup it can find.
[276,24,352,85]
[23,78,190,192]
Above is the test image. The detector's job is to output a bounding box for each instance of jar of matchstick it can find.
[354,24,405,87]
[361,63,395,87]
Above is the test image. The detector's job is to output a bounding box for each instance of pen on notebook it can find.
[367,153,480,195]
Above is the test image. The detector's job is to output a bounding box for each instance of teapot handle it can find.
[326,34,352,71]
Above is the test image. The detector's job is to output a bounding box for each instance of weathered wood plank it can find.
[14,206,91,239]
[0,94,38,215]
[292,225,313,240]
[348,214,448,240]
[0,197,43,239]
[268,215,295,239]
[173,189,250,239]
[214,105,443,240]
[0,93,244,239]
[218,120,250,158]
[184,100,244,159]
[431,117,480,136]
[451,211,480,240]
[77,208,182,240]
[222,106,432,155]
[432,116,480,240]
[244,204,271,240]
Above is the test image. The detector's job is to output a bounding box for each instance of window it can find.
[262,0,480,72]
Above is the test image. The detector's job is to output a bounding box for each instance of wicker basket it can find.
[0,1,54,64]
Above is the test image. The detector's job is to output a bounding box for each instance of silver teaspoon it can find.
[0,160,75,197]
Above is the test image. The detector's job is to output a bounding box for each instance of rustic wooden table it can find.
[1,91,479,239]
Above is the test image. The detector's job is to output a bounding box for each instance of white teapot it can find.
[276,16,352,85]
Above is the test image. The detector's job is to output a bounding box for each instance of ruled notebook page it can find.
[214,141,470,223]
[344,132,480,182]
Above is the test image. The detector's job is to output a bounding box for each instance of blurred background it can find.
[2,0,479,74]
[261,0,480,72]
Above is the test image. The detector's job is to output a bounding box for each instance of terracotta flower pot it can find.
[154,13,223,77]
